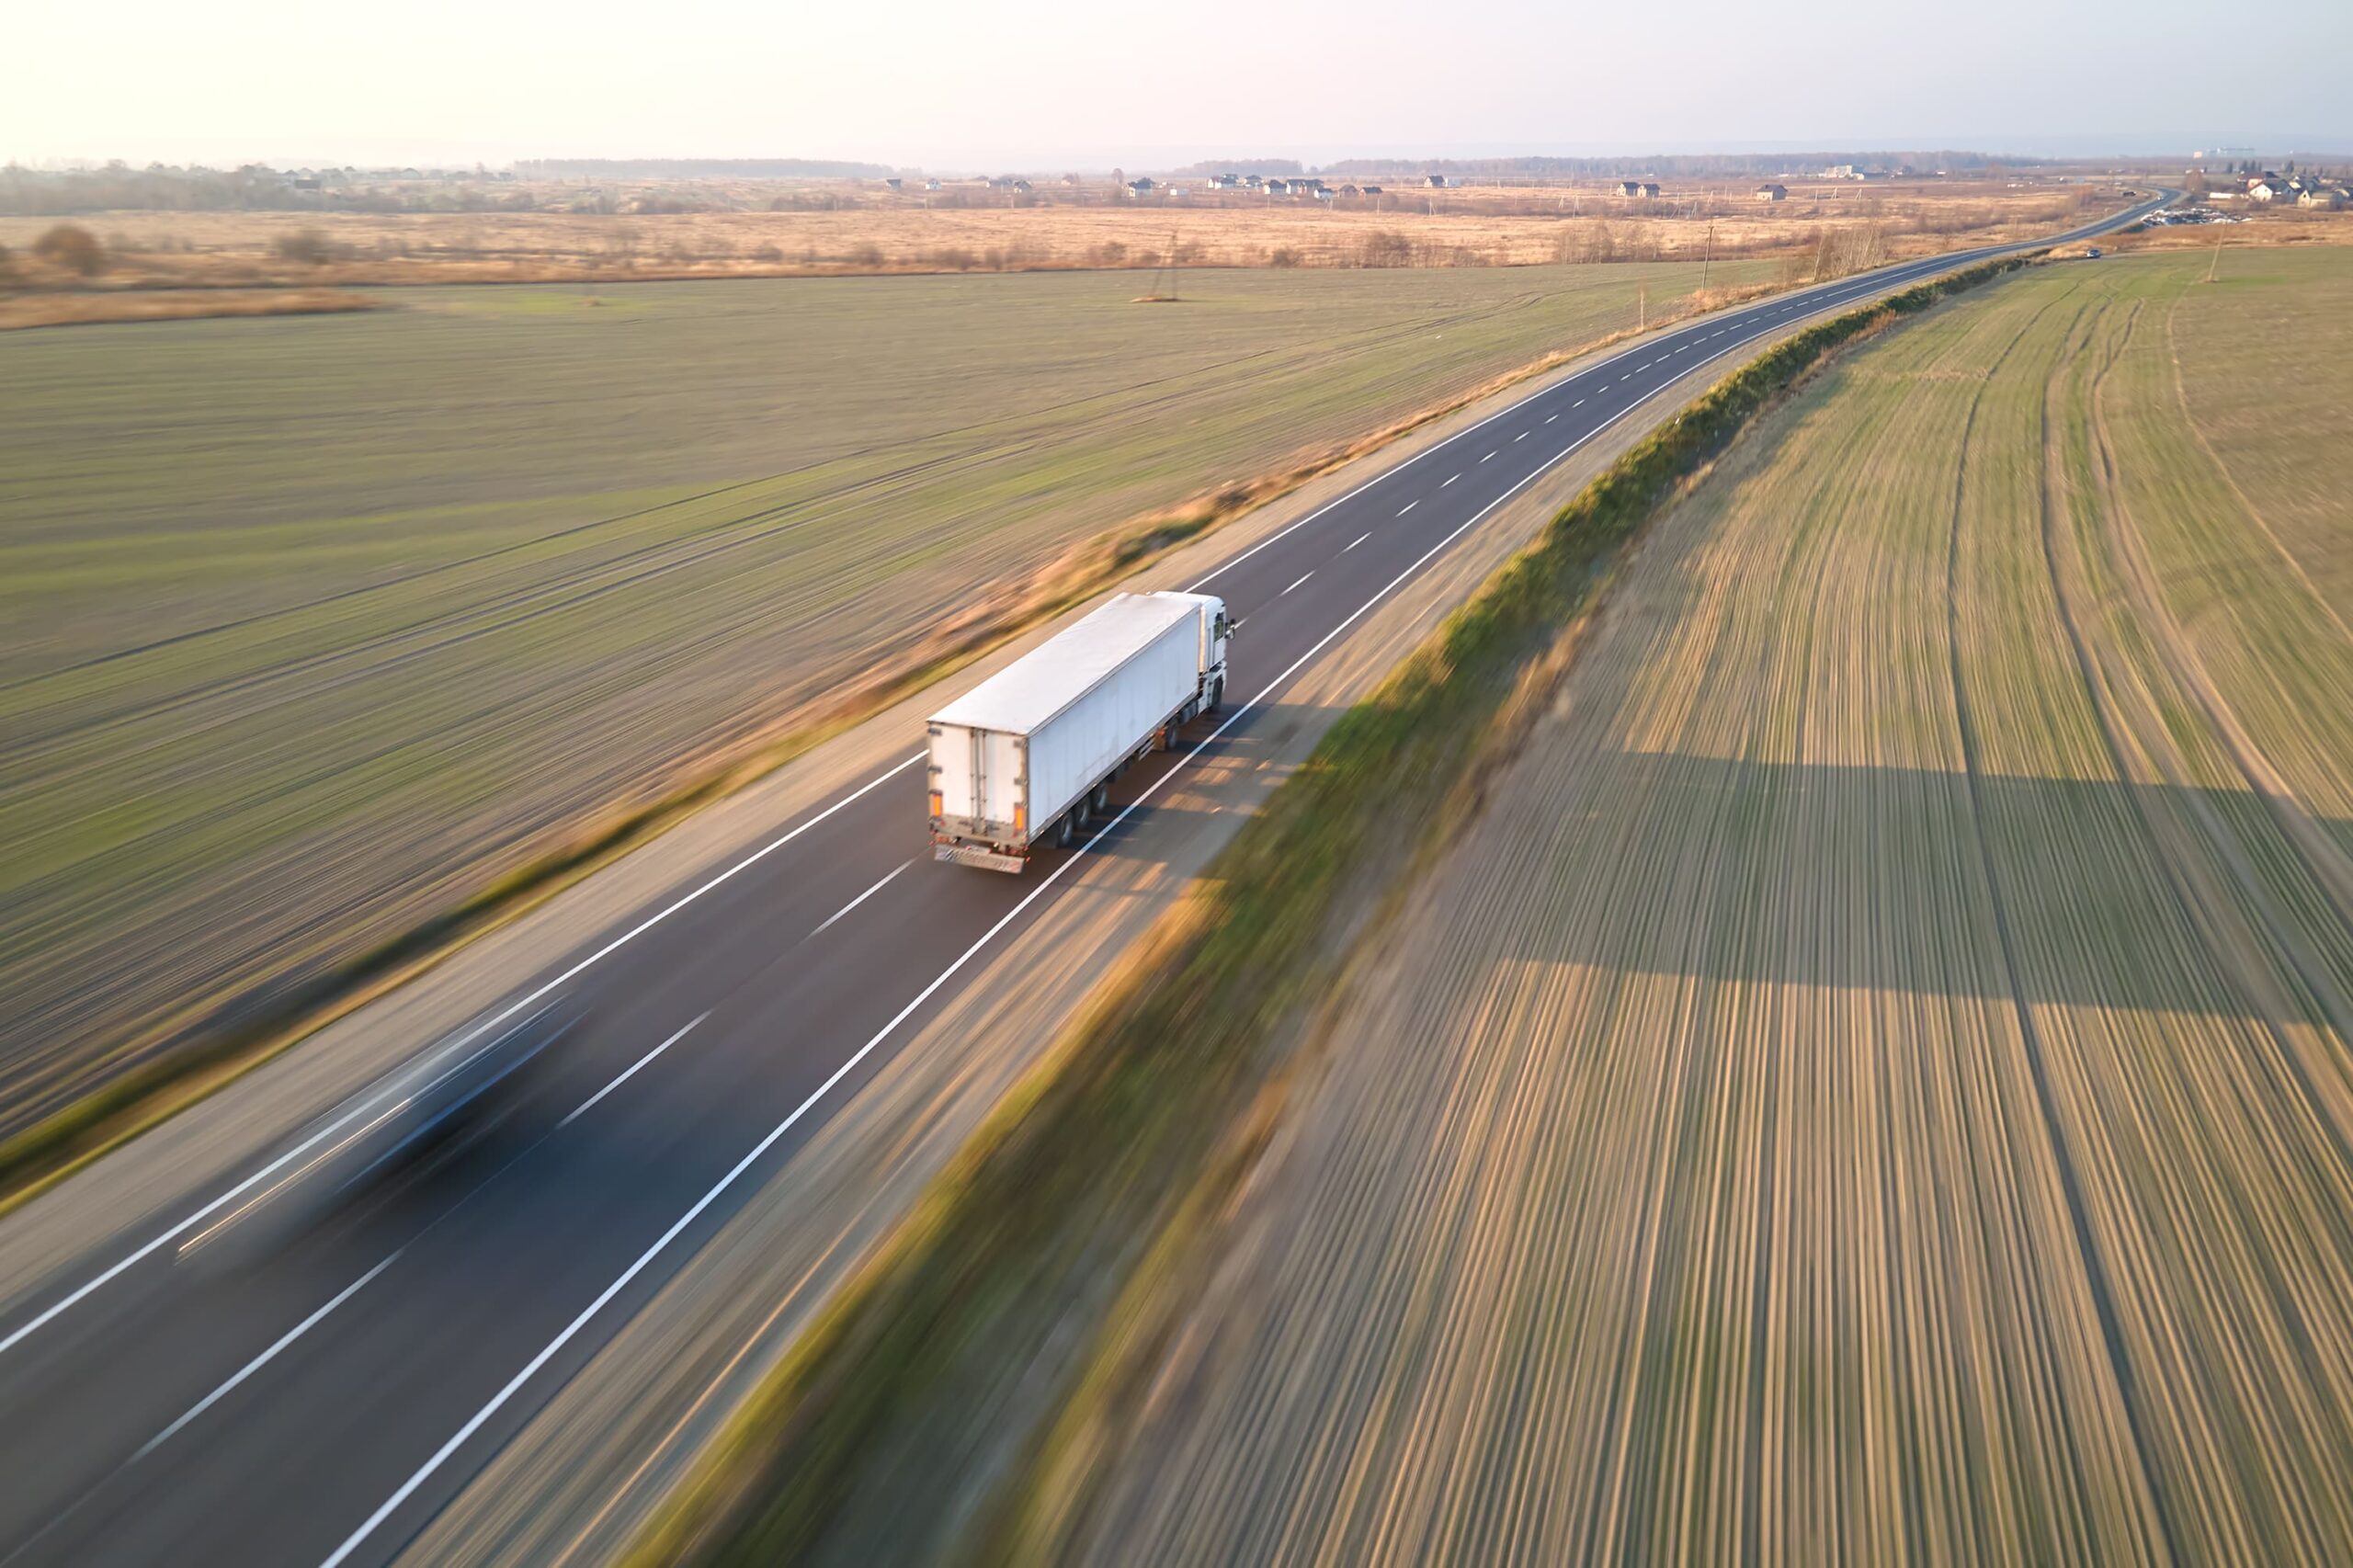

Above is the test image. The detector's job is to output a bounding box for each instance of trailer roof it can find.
[930,593,1199,734]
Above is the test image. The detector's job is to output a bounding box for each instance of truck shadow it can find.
[1030,699,1323,870]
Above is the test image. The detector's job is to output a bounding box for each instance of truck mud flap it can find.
[936,842,1027,874]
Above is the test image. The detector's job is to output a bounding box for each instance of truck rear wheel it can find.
[1206,676,1225,712]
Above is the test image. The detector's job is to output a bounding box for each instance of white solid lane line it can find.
[7,210,2147,1361]
[1282,570,1314,595]
[0,755,926,1364]
[319,359,1646,1568]
[308,213,2188,1562]
[558,1014,710,1130]
[1397,499,1418,517]
[807,860,913,941]
[1344,532,1370,552]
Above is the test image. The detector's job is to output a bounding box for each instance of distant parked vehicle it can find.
[927,592,1231,871]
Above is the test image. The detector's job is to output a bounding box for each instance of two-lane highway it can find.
[0,195,2169,1567]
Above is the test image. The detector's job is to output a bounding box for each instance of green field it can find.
[1008,248,2353,1564]
[0,257,1769,1134]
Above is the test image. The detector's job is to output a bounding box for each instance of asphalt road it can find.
[0,197,2168,1568]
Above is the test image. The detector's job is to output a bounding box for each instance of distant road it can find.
[0,194,2170,1568]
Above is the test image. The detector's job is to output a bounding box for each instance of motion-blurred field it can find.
[1038,248,2353,1562]
[0,256,1773,1138]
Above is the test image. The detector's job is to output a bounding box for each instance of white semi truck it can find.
[927,591,1232,871]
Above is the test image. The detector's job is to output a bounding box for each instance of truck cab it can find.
[1173,592,1233,715]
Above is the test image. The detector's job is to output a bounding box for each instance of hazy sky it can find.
[9,0,2348,169]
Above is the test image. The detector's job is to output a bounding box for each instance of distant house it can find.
[1339,184,1360,197]
[1207,173,1240,189]
[1755,183,1787,202]
[924,177,941,191]
[1313,187,1336,200]
[884,177,903,190]
[1620,180,1659,199]
[1425,174,1453,188]
[1165,186,1187,199]
[2301,187,2348,210]
[1126,177,1156,196]
[2248,181,2286,202]
[1012,179,1032,193]
[1265,178,1290,196]
[1244,174,1264,189]
[1361,184,1383,197]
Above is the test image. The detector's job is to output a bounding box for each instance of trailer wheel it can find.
[1055,812,1075,847]
[1206,676,1225,712]
[1091,781,1110,813]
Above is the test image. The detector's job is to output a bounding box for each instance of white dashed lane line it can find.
[1442,472,1460,487]
[1514,431,1529,441]
[1480,450,1496,462]
[1397,499,1418,517]
[1344,531,1370,551]
[1281,570,1314,595]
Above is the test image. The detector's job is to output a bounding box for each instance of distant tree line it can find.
[1312,151,2049,179]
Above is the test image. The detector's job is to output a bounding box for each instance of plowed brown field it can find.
[1031,248,2353,1565]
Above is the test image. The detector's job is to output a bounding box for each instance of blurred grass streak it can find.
[0,259,1779,1172]
[632,253,2037,1567]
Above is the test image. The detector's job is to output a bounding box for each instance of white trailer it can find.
[927,591,1232,871]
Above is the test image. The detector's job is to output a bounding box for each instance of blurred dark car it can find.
[177,997,583,1269]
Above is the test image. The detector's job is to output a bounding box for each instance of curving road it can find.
[0,195,2168,1568]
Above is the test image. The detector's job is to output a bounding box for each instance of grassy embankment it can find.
[991,249,2353,1563]
[631,250,2052,1566]
[0,258,1783,1201]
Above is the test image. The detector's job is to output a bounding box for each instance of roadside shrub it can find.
[750,244,785,264]
[273,228,338,266]
[847,242,885,267]
[33,222,107,277]
[0,243,17,285]
[1269,245,1302,267]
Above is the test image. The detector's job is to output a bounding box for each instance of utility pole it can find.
[1699,220,1714,293]
[1639,284,1646,332]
